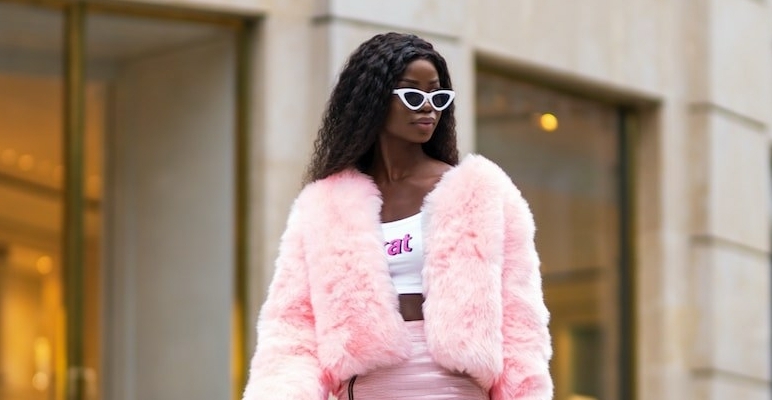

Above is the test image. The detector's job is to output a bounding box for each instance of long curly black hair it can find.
[304,32,458,183]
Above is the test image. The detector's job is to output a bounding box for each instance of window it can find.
[0,2,251,399]
[476,69,633,400]
[0,4,66,399]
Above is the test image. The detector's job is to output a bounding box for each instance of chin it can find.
[410,134,433,144]
[412,127,436,141]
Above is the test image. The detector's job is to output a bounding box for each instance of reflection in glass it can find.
[0,4,64,400]
[1,3,241,399]
[0,3,106,399]
[476,70,621,400]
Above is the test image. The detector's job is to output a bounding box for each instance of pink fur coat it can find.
[243,154,553,399]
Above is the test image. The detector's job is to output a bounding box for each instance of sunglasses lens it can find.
[431,92,452,108]
[403,91,426,108]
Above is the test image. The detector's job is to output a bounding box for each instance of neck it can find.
[369,136,428,183]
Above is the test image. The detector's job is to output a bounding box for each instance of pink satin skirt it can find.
[334,321,489,400]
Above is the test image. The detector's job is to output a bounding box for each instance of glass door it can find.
[0,3,66,399]
[0,2,251,399]
[475,70,633,400]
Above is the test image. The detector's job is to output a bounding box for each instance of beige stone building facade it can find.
[0,0,769,399]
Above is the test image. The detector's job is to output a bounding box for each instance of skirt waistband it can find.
[335,321,488,400]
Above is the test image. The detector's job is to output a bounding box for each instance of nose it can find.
[418,97,434,112]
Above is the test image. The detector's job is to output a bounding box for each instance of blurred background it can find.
[0,1,769,400]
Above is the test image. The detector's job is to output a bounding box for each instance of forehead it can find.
[400,59,439,81]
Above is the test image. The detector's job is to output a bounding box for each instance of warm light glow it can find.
[37,256,53,275]
[34,337,51,366]
[1,148,17,166]
[18,154,35,171]
[38,159,52,175]
[33,337,51,391]
[32,372,49,391]
[53,165,63,182]
[568,395,598,400]
[87,175,101,195]
[539,113,559,132]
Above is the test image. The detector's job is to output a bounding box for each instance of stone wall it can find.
[143,0,772,399]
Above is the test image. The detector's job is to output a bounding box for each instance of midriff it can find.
[398,293,424,321]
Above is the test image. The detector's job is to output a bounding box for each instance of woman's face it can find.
[381,58,444,144]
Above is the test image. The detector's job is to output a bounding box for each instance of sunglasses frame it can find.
[392,88,456,111]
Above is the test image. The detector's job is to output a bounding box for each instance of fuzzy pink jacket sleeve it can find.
[242,207,329,400]
[490,187,554,400]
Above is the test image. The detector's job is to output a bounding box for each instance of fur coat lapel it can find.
[298,154,509,387]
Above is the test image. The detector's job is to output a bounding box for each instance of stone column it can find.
[685,0,771,398]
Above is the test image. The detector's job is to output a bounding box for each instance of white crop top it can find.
[381,212,423,294]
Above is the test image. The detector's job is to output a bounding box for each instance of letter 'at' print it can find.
[385,234,413,256]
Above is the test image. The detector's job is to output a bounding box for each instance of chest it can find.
[378,179,436,222]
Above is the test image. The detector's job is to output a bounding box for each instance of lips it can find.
[413,117,435,125]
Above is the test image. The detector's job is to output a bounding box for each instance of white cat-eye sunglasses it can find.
[392,88,456,111]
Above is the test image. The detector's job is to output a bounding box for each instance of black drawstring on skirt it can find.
[347,375,357,399]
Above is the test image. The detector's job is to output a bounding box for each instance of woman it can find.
[243,32,552,400]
